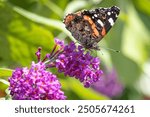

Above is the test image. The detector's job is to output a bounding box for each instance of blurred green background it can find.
[0,0,150,100]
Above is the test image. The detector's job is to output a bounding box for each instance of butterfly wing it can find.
[82,6,120,42]
[63,6,120,49]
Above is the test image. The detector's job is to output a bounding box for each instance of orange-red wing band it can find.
[83,15,99,38]
[101,27,106,37]
[64,15,75,25]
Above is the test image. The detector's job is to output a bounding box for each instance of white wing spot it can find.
[97,19,104,27]
[107,12,111,15]
[108,18,114,26]
[94,14,98,17]
[115,14,118,17]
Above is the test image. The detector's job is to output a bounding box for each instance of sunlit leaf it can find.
[12,5,75,41]
[0,79,9,86]
[5,88,12,100]
[0,68,13,77]
[64,0,87,15]
[0,79,9,91]
[132,0,150,16]
[43,0,63,17]
[122,4,150,66]
[61,78,109,100]
[0,4,56,66]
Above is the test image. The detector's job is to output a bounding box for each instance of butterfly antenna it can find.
[100,46,120,53]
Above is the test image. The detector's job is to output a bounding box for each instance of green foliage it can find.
[0,0,150,99]
[0,68,13,78]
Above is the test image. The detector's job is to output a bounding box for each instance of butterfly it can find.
[63,6,120,50]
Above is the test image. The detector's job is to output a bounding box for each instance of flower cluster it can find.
[8,38,103,100]
[9,60,66,100]
[92,69,124,98]
[55,42,103,88]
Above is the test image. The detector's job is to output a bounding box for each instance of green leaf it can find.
[0,78,9,91]
[64,0,103,15]
[61,78,109,100]
[122,4,150,66]
[0,4,56,66]
[5,88,12,100]
[0,78,9,86]
[132,0,150,16]
[102,21,142,86]
[64,0,87,15]
[43,0,63,18]
[100,1,150,88]
[0,68,13,77]
[12,5,75,41]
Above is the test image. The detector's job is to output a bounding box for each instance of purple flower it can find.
[8,38,104,100]
[54,38,65,48]
[9,51,66,100]
[92,68,124,98]
[55,42,103,88]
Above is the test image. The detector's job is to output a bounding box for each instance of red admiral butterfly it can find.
[63,6,120,50]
